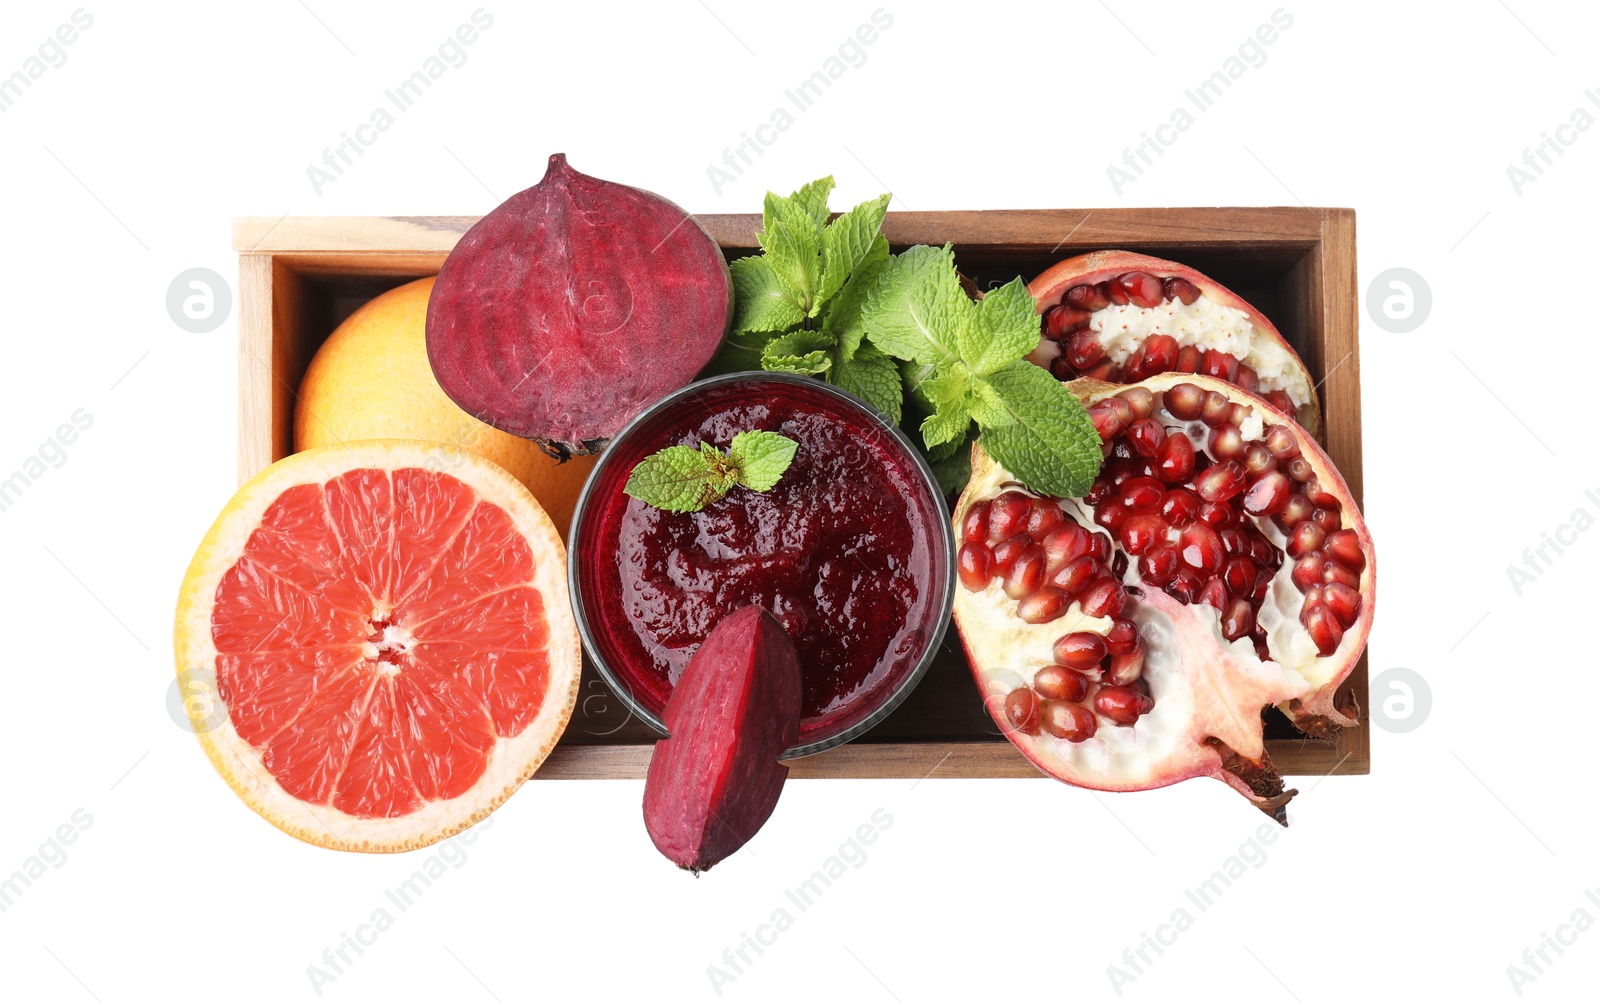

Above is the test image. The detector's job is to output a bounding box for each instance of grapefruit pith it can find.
[174,441,580,851]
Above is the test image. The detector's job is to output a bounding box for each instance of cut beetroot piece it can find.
[427,153,733,460]
[642,606,801,873]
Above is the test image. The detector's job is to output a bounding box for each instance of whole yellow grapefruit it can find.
[294,276,595,537]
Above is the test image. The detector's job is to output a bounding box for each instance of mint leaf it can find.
[786,176,836,229]
[625,431,799,512]
[728,430,799,491]
[762,329,834,375]
[920,406,971,450]
[761,217,820,311]
[977,360,1102,497]
[817,193,891,308]
[966,278,1041,376]
[730,256,804,335]
[832,344,903,423]
[624,444,732,512]
[702,330,776,376]
[823,235,890,360]
[862,244,970,367]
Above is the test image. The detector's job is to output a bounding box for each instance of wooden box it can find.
[233,208,1368,781]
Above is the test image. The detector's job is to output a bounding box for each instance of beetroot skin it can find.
[642,606,802,873]
[426,153,732,459]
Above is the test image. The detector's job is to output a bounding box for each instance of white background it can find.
[1,1,1594,1000]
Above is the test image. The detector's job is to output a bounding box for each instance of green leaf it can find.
[977,360,1102,497]
[966,278,1042,376]
[862,244,971,367]
[786,176,836,229]
[927,437,973,495]
[817,193,890,308]
[966,377,1014,429]
[729,256,805,335]
[728,430,799,491]
[623,444,729,512]
[923,425,970,463]
[761,329,835,375]
[921,407,971,450]
[831,345,903,424]
[761,218,820,311]
[822,235,890,360]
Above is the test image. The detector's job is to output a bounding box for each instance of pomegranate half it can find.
[951,374,1374,821]
[1028,251,1322,436]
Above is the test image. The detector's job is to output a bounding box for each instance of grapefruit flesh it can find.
[175,442,580,851]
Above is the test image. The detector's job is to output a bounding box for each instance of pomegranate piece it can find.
[957,541,992,591]
[642,606,801,873]
[1117,271,1165,308]
[988,491,1032,542]
[1004,688,1040,735]
[953,373,1375,823]
[428,154,731,458]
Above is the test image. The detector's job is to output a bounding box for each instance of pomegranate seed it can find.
[1292,552,1324,590]
[1094,502,1127,533]
[1201,391,1233,426]
[1326,529,1366,572]
[1112,548,1130,581]
[1106,646,1145,685]
[1234,364,1260,393]
[958,541,993,590]
[992,533,1031,575]
[1264,390,1296,415]
[1103,279,1129,306]
[1119,476,1165,512]
[1004,688,1040,735]
[1053,631,1108,670]
[1064,283,1111,311]
[1117,271,1164,308]
[963,500,991,544]
[1127,418,1167,458]
[1219,528,1248,556]
[1080,578,1128,618]
[1117,386,1156,418]
[1163,383,1205,420]
[1197,501,1234,529]
[1088,403,1123,442]
[1277,494,1314,529]
[1322,581,1362,627]
[1140,335,1180,375]
[1252,566,1276,601]
[1040,700,1098,742]
[1312,507,1340,532]
[1018,585,1071,623]
[1160,488,1202,526]
[1027,498,1066,538]
[1004,545,1047,599]
[1228,403,1252,427]
[1043,305,1091,340]
[1286,521,1328,559]
[1085,475,1117,506]
[1248,533,1278,566]
[1179,524,1225,574]
[1105,397,1136,428]
[1106,459,1142,487]
[1322,560,1361,590]
[1243,442,1276,475]
[1105,617,1138,655]
[1208,425,1246,461]
[1304,477,1340,509]
[1265,424,1299,459]
[1286,457,1314,482]
[1175,345,1201,373]
[1198,577,1228,611]
[1164,276,1200,304]
[1052,555,1100,596]
[989,491,1031,542]
[1094,685,1153,725]
[1048,354,1078,381]
[1119,513,1169,555]
[1153,433,1196,484]
[1089,532,1113,563]
[1222,556,1257,597]
[1222,599,1255,641]
[1302,604,1345,655]
[1198,350,1236,382]
[1042,522,1091,573]
[1035,665,1090,702]
[1167,567,1203,603]
[1065,329,1105,369]
[1242,470,1291,516]
[1195,461,1248,503]
[1139,545,1180,586]
[1085,359,1117,381]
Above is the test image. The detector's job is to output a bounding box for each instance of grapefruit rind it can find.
[173,440,581,852]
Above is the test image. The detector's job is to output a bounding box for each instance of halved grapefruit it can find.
[173,441,581,852]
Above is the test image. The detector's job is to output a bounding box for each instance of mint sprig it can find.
[707,177,902,423]
[624,431,799,513]
[862,245,1101,498]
